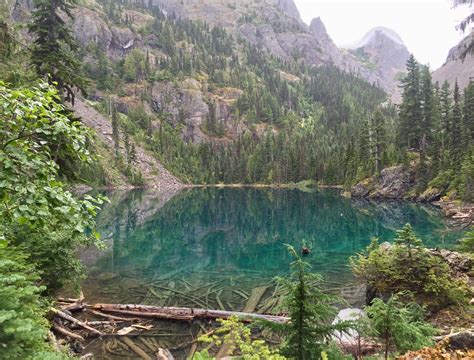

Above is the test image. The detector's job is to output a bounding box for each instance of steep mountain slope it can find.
[6,0,393,186]
[347,27,410,101]
[151,0,408,98]
[432,30,474,90]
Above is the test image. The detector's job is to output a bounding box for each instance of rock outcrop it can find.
[151,0,409,97]
[351,165,415,199]
[346,27,411,101]
[432,30,474,91]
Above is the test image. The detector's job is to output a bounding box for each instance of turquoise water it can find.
[82,188,462,309]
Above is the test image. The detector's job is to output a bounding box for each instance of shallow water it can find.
[79,188,463,359]
[82,188,461,307]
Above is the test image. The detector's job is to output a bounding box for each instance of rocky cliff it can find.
[346,27,411,102]
[432,30,474,91]
[150,0,409,98]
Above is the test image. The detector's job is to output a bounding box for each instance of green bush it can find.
[351,224,470,307]
[366,292,435,359]
[0,241,67,359]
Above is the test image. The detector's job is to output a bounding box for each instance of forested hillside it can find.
[1,0,473,195]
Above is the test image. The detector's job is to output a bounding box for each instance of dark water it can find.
[82,188,461,309]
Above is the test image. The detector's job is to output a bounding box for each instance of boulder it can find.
[351,182,370,198]
[418,187,443,202]
[428,249,473,273]
[447,331,474,351]
[370,165,414,199]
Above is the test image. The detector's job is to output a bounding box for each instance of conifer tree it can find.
[399,55,422,150]
[420,67,434,147]
[276,246,352,360]
[111,101,120,158]
[462,81,474,148]
[372,109,386,174]
[450,81,463,168]
[29,0,87,105]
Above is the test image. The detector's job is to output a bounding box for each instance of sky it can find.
[293,0,472,69]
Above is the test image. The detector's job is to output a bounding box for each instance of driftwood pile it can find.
[52,294,290,359]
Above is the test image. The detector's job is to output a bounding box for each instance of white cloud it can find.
[294,0,472,69]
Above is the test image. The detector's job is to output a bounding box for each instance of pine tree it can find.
[29,0,87,105]
[276,246,352,360]
[394,224,423,261]
[462,81,474,148]
[399,55,422,150]
[366,293,435,360]
[372,109,386,174]
[420,67,434,147]
[439,81,452,170]
[450,81,463,168]
[111,101,120,158]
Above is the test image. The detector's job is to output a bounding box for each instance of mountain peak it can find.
[350,27,405,49]
[274,0,301,19]
[309,17,330,40]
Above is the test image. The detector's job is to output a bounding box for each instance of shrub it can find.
[0,241,67,359]
[351,225,470,307]
[366,292,435,360]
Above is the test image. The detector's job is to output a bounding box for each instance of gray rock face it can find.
[274,0,301,19]
[371,166,414,199]
[150,79,240,144]
[351,182,370,198]
[351,165,415,199]
[348,27,410,101]
[432,30,474,91]
[149,0,411,97]
[72,7,112,50]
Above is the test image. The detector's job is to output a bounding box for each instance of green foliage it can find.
[0,81,104,292]
[351,226,470,307]
[0,241,67,359]
[458,228,474,254]
[195,316,286,360]
[274,246,352,360]
[29,0,87,104]
[123,49,148,82]
[365,292,435,359]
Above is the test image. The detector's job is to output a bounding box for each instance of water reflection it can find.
[83,188,460,305]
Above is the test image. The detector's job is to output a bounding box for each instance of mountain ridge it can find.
[432,30,474,91]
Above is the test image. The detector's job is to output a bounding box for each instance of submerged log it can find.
[243,286,269,313]
[52,322,85,341]
[91,304,290,324]
[122,336,153,360]
[51,308,104,336]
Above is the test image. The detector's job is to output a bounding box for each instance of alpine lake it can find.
[79,187,463,359]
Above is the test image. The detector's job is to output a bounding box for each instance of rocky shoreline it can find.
[349,165,473,227]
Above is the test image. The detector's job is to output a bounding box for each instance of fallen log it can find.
[52,322,85,341]
[61,291,85,312]
[243,286,269,313]
[156,348,175,360]
[89,309,142,322]
[121,336,153,360]
[51,308,104,336]
[91,304,290,324]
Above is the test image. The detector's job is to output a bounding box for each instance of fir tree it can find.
[372,109,386,174]
[450,81,463,168]
[29,0,87,105]
[276,246,352,360]
[111,101,120,158]
[366,293,435,360]
[399,55,422,150]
